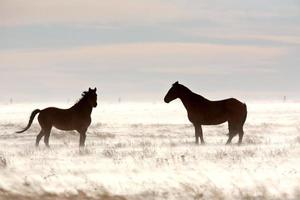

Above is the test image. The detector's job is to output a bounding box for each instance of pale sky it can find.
[1,0,299,102]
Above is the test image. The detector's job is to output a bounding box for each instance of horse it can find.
[164,82,247,145]
[16,87,98,147]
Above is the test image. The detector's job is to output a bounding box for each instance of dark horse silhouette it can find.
[164,82,247,145]
[16,88,98,147]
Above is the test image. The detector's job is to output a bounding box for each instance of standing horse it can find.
[16,87,98,147]
[164,82,247,145]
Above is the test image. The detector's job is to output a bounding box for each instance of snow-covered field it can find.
[0,102,300,200]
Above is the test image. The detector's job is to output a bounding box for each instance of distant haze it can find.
[1,0,299,103]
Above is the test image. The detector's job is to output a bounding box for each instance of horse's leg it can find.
[43,127,52,148]
[238,127,244,145]
[78,128,87,147]
[198,126,205,144]
[79,133,86,147]
[195,125,205,145]
[226,122,236,145]
[36,130,45,147]
[194,125,199,144]
[226,134,234,145]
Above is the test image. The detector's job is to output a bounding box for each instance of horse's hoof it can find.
[79,146,86,150]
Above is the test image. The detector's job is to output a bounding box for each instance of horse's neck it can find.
[72,102,93,116]
[179,88,207,110]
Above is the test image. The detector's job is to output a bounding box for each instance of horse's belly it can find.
[201,118,227,125]
[53,118,91,131]
[53,122,74,131]
[203,113,228,124]
[189,113,227,125]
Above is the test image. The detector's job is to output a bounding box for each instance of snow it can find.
[0,102,300,199]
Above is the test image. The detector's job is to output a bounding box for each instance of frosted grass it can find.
[0,102,300,199]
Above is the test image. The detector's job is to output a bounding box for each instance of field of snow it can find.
[0,101,300,199]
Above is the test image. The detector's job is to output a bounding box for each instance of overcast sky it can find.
[1,0,299,103]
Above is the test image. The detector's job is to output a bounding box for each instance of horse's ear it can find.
[94,87,97,92]
[173,81,179,86]
[89,87,92,91]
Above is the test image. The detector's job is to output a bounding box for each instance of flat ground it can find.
[0,102,300,199]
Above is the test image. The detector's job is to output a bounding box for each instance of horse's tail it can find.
[242,103,247,125]
[16,109,40,133]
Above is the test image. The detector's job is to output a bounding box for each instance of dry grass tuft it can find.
[0,155,7,168]
[102,146,117,158]
[79,148,94,156]
[0,189,127,200]
[244,136,264,144]
[295,136,300,144]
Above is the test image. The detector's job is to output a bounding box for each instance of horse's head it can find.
[164,81,180,103]
[82,87,98,108]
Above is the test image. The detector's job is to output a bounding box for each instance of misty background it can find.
[0,0,299,103]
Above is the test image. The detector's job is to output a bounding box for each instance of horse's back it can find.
[39,107,71,119]
[223,98,246,112]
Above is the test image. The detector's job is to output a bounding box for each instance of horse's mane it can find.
[178,83,207,101]
[73,91,90,107]
[178,84,192,93]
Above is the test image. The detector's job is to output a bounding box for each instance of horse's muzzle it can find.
[164,97,170,103]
